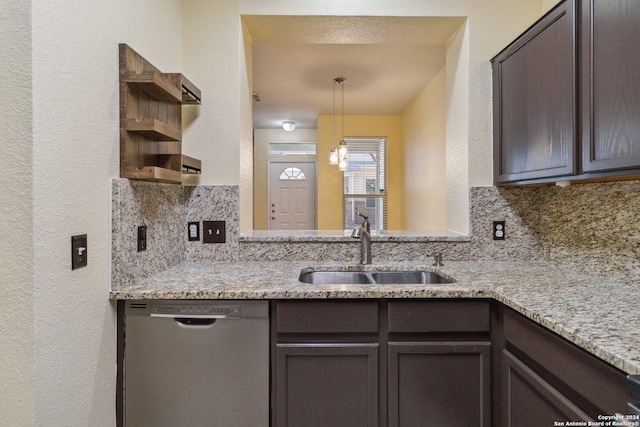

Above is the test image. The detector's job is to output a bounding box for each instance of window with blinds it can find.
[343,137,387,231]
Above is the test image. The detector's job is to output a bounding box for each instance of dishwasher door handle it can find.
[150,313,238,319]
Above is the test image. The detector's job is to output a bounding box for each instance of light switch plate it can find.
[137,225,147,252]
[203,221,226,244]
[71,234,88,270]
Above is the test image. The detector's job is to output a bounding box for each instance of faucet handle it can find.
[357,212,369,221]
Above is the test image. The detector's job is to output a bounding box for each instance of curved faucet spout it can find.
[352,215,372,264]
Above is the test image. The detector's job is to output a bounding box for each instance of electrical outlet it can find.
[203,221,226,244]
[188,222,200,241]
[71,234,88,270]
[137,225,147,252]
[493,221,505,240]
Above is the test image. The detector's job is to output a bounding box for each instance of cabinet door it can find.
[581,0,640,172]
[502,350,591,426]
[388,342,491,427]
[274,343,379,427]
[492,0,577,183]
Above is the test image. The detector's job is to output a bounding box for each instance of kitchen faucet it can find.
[431,252,444,267]
[351,213,372,265]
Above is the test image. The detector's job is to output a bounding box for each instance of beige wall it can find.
[318,115,404,230]
[253,128,318,229]
[402,68,447,231]
[543,0,563,12]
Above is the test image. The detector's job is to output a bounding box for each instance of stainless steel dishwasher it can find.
[124,300,269,427]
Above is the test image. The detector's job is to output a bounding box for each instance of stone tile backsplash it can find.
[112,178,640,288]
[184,185,240,262]
[540,181,640,282]
[469,186,545,262]
[111,179,239,290]
[471,181,640,282]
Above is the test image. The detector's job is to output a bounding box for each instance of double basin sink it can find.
[298,270,454,285]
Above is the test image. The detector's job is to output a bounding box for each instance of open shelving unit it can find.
[119,44,201,184]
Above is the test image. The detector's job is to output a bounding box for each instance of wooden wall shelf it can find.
[167,73,202,105]
[119,44,202,184]
[122,166,183,184]
[181,155,201,174]
[122,72,182,103]
[124,118,181,142]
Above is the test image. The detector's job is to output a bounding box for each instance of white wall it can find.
[0,1,34,424]
[445,21,470,233]
[29,0,182,424]
[402,68,447,231]
[181,0,544,233]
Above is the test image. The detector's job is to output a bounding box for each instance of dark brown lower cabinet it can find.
[388,342,491,427]
[502,350,590,426]
[271,301,629,427]
[272,299,492,427]
[501,307,628,425]
[275,343,379,427]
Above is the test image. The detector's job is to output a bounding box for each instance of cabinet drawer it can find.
[388,300,490,333]
[276,301,379,334]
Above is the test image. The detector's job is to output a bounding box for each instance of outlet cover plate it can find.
[188,221,200,241]
[493,221,505,240]
[203,221,226,244]
[71,234,88,270]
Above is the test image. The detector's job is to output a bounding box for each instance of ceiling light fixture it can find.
[282,121,295,132]
[332,77,348,171]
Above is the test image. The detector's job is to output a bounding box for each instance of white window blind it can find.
[343,138,387,230]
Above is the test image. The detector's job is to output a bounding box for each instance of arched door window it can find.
[279,167,307,180]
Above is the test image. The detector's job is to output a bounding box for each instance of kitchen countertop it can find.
[110,260,640,375]
[240,229,471,242]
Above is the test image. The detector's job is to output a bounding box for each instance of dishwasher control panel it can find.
[151,304,241,318]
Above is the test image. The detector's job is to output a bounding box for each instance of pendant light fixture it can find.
[331,77,348,171]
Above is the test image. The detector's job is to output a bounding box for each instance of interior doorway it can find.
[268,161,317,230]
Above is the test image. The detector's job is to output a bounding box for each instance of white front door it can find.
[268,162,316,230]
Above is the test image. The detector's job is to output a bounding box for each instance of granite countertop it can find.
[109,260,640,376]
[239,229,471,242]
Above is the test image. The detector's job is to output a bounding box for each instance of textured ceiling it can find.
[244,15,466,129]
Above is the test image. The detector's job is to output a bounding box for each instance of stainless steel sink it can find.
[371,271,454,284]
[298,270,454,285]
[298,271,373,284]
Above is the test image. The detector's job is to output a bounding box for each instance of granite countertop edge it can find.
[110,260,640,376]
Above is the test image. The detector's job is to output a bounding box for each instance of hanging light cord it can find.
[341,79,345,143]
[333,80,336,146]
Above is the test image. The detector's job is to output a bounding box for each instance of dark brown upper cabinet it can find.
[581,0,640,174]
[492,0,577,184]
[492,0,640,185]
